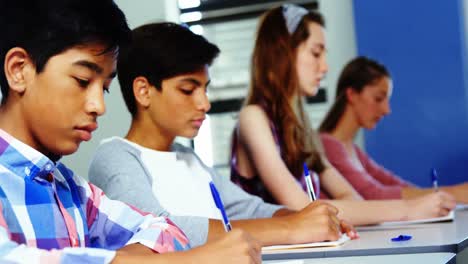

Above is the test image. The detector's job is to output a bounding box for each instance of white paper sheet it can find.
[357,210,454,231]
[262,234,350,252]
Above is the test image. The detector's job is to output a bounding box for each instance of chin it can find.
[305,87,319,97]
[364,122,377,130]
[57,142,81,156]
[181,130,200,139]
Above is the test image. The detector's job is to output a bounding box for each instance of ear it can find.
[132,76,152,108]
[4,47,34,94]
[345,86,358,105]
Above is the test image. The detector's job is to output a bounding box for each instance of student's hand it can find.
[406,191,456,220]
[446,182,468,204]
[189,229,261,264]
[113,229,261,264]
[283,201,341,243]
[340,219,359,239]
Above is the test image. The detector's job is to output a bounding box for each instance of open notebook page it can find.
[262,234,350,252]
[357,210,454,231]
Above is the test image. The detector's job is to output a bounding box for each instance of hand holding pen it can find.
[210,181,232,232]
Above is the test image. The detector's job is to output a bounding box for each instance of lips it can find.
[192,117,205,128]
[74,123,98,141]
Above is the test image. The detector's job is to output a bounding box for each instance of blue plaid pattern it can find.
[0,129,190,263]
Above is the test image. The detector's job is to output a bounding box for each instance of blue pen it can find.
[391,234,412,242]
[209,181,232,232]
[431,168,439,192]
[303,163,317,201]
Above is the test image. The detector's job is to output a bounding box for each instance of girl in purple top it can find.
[231,111,322,204]
[319,56,468,203]
[231,5,456,226]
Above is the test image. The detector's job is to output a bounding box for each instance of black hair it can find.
[319,56,390,132]
[0,0,131,103]
[117,22,220,117]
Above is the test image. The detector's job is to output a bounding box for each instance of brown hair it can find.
[244,6,325,178]
[319,56,390,133]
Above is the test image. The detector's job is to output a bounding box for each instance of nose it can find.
[86,85,106,116]
[382,100,391,115]
[320,55,329,75]
[196,91,211,113]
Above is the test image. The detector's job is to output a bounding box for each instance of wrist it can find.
[277,212,298,243]
[401,199,411,221]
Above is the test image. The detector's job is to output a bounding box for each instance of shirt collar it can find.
[0,129,57,181]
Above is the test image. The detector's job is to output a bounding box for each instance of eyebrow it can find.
[72,60,116,78]
[313,43,326,51]
[376,91,388,97]
[179,78,211,87]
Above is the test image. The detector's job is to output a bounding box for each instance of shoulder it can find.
[238,104,270,128]
[354,144,369,159]
[239,104,267,119]
[320,133,341,147]
[89,137,143,176]
[93,137,140,159]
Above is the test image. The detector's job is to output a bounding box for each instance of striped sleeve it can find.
[0,202,115,264]
[85,183,190,252]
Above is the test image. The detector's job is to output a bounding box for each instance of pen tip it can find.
[303,163,309,176]
[431,168,438,180]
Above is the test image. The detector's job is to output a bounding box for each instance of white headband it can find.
[282,4,308,34]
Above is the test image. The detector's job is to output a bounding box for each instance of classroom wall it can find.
[353,0,468,186]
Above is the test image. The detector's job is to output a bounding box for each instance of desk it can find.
[264,252,455,264]
[263,210,468,261]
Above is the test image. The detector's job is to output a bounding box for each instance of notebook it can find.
[262,234,350,252]
[357,210,454,231]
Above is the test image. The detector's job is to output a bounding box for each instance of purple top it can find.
[230,120,320,204]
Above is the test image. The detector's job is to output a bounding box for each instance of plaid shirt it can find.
[0,129,190,263]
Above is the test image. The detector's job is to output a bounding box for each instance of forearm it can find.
[321,167,363,200]
[206,218,289,246]
[401,186,431,199]
[402,185,468,204]
[402,186,450,198]
[272,208,296,216]
[328,199,408,226]
[113,244,197,264]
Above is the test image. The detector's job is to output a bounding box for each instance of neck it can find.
[330,107,360,145]
[0,100,24,137]
[125,114,175,152]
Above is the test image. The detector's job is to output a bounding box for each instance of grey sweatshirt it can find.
[88,138,282,247]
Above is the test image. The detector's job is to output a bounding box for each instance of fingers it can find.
[434,192,456,212]
[340,220,359,240]
[236,229,261,264]
[323,201,339,215]
[248,235,261,264]
[328,218,341,241]
[308,200,339,215]
[307,201,341,241]
[438,207,451,217]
